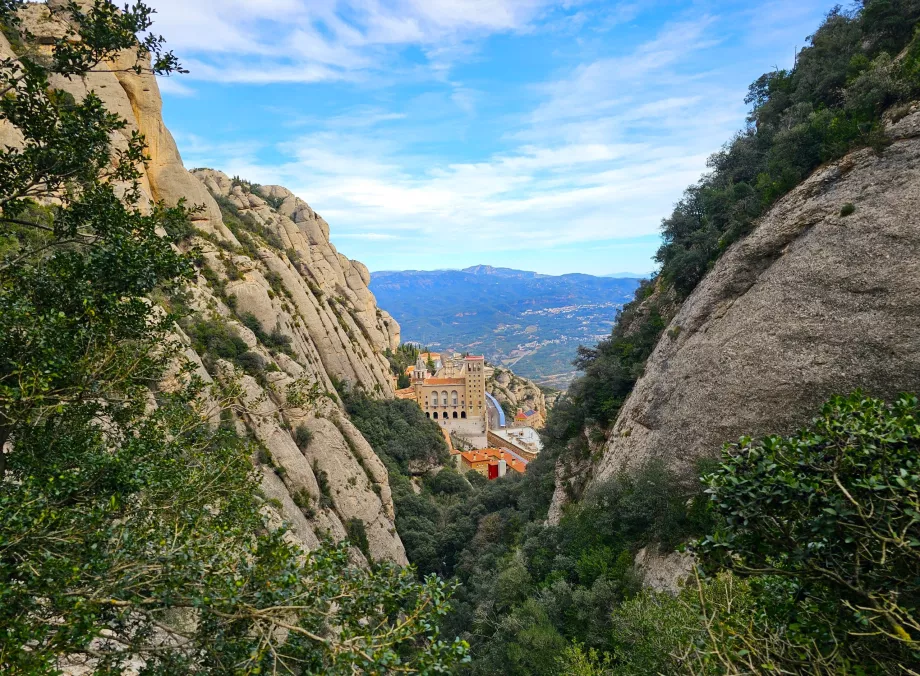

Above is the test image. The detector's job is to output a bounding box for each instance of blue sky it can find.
[146,0,837,276]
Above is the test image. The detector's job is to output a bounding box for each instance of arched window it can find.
[426,412,430,418]
[441,391,448,406]
[431,392,438,407]
[452,411,458,419]
[451,390,459,406]
[461,412,467,419]
[433,412,439,419]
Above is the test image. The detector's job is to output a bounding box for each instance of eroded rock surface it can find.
[488,367,548,420]
[592,108,920,486]
[13,3,406,564]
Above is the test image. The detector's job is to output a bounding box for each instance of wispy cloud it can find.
[147,0,577,84]
[188,14,739,254]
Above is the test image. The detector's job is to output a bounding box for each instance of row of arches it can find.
[430,390,461,407]
[426,411,467,420]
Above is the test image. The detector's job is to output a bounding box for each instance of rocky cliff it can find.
[487,367,548,421]
[588,106,920,488]
[7,2,407,564]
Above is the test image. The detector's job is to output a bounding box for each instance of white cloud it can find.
[154,0,836,271]
[156,76,196,97]
[186,13,745,255]
[146,0,572,83]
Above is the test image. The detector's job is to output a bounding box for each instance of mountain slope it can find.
[370,267,641,385]
[591,107,920,486]
[10,2,406,563]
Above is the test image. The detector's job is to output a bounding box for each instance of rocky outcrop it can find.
[591,107,920,486]
[13,2,406,564]
[487,367,548,421]
[633,545,695,594]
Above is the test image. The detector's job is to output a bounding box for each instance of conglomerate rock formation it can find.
[5,1,407,564]
[487,367,548,421]
[588,106,920,489]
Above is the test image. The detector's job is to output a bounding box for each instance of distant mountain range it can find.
[370,266,642,388]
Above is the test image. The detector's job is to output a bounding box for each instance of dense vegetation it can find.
[385,343,422,389]
[0,2,465,672]
[357,385,920,674]
[658,0,920,297]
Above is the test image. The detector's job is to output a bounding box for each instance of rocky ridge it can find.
[581,106,920,495]
[5,2,407,564]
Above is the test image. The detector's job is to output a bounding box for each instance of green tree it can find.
[0,2,466,673]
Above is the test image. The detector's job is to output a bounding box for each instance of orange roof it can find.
[459,448,527,475]
[394,388,417,400]
[425,378,465,385]
[464,355,484,361]
[405,365,416,374]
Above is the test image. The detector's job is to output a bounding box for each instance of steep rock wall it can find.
[590,107,920,487]
[11,2,406,564]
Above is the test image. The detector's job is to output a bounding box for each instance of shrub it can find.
[294,425,313,450]
[841,201,856,216]
[346,517,371,560]
[426,467,471,496]
[698,392,920,672]
[313,461,333,509]
[235,350,265,377]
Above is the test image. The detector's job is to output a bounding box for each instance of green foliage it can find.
[432,461,711,675]
[426,467,472,496]
[384,344,422,389]
[841,201,856,216]
[657,2,920,300]
[239,311,294,354]
[343,389,450,474]
[541,278,666,466]
[697,392,920,672]
[0,3,467,672]
[294,423,313,450]
[313,460,334,509]
[346,517,372,561]
[182,316,266,377]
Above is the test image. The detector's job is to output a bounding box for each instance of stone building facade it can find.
[395,353,489,445]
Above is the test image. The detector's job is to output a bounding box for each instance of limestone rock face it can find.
[14,4,406,564]
[487,367,548,421]
[591,108,920,487]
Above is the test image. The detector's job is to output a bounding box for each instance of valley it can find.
[370,266,642,387]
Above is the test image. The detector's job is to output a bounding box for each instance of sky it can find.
[145,0,838,276]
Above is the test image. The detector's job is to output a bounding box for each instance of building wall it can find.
[487,430,539,462]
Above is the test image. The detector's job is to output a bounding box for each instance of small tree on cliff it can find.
[0,2,466,673]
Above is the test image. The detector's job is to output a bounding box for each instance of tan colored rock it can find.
[592,110,920,486]
[634,544,695,594]
[7,4,407,564]
[488,367,547,421]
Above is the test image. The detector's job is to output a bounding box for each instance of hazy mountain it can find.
[604,272,652,279]
[370,267,642,387]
